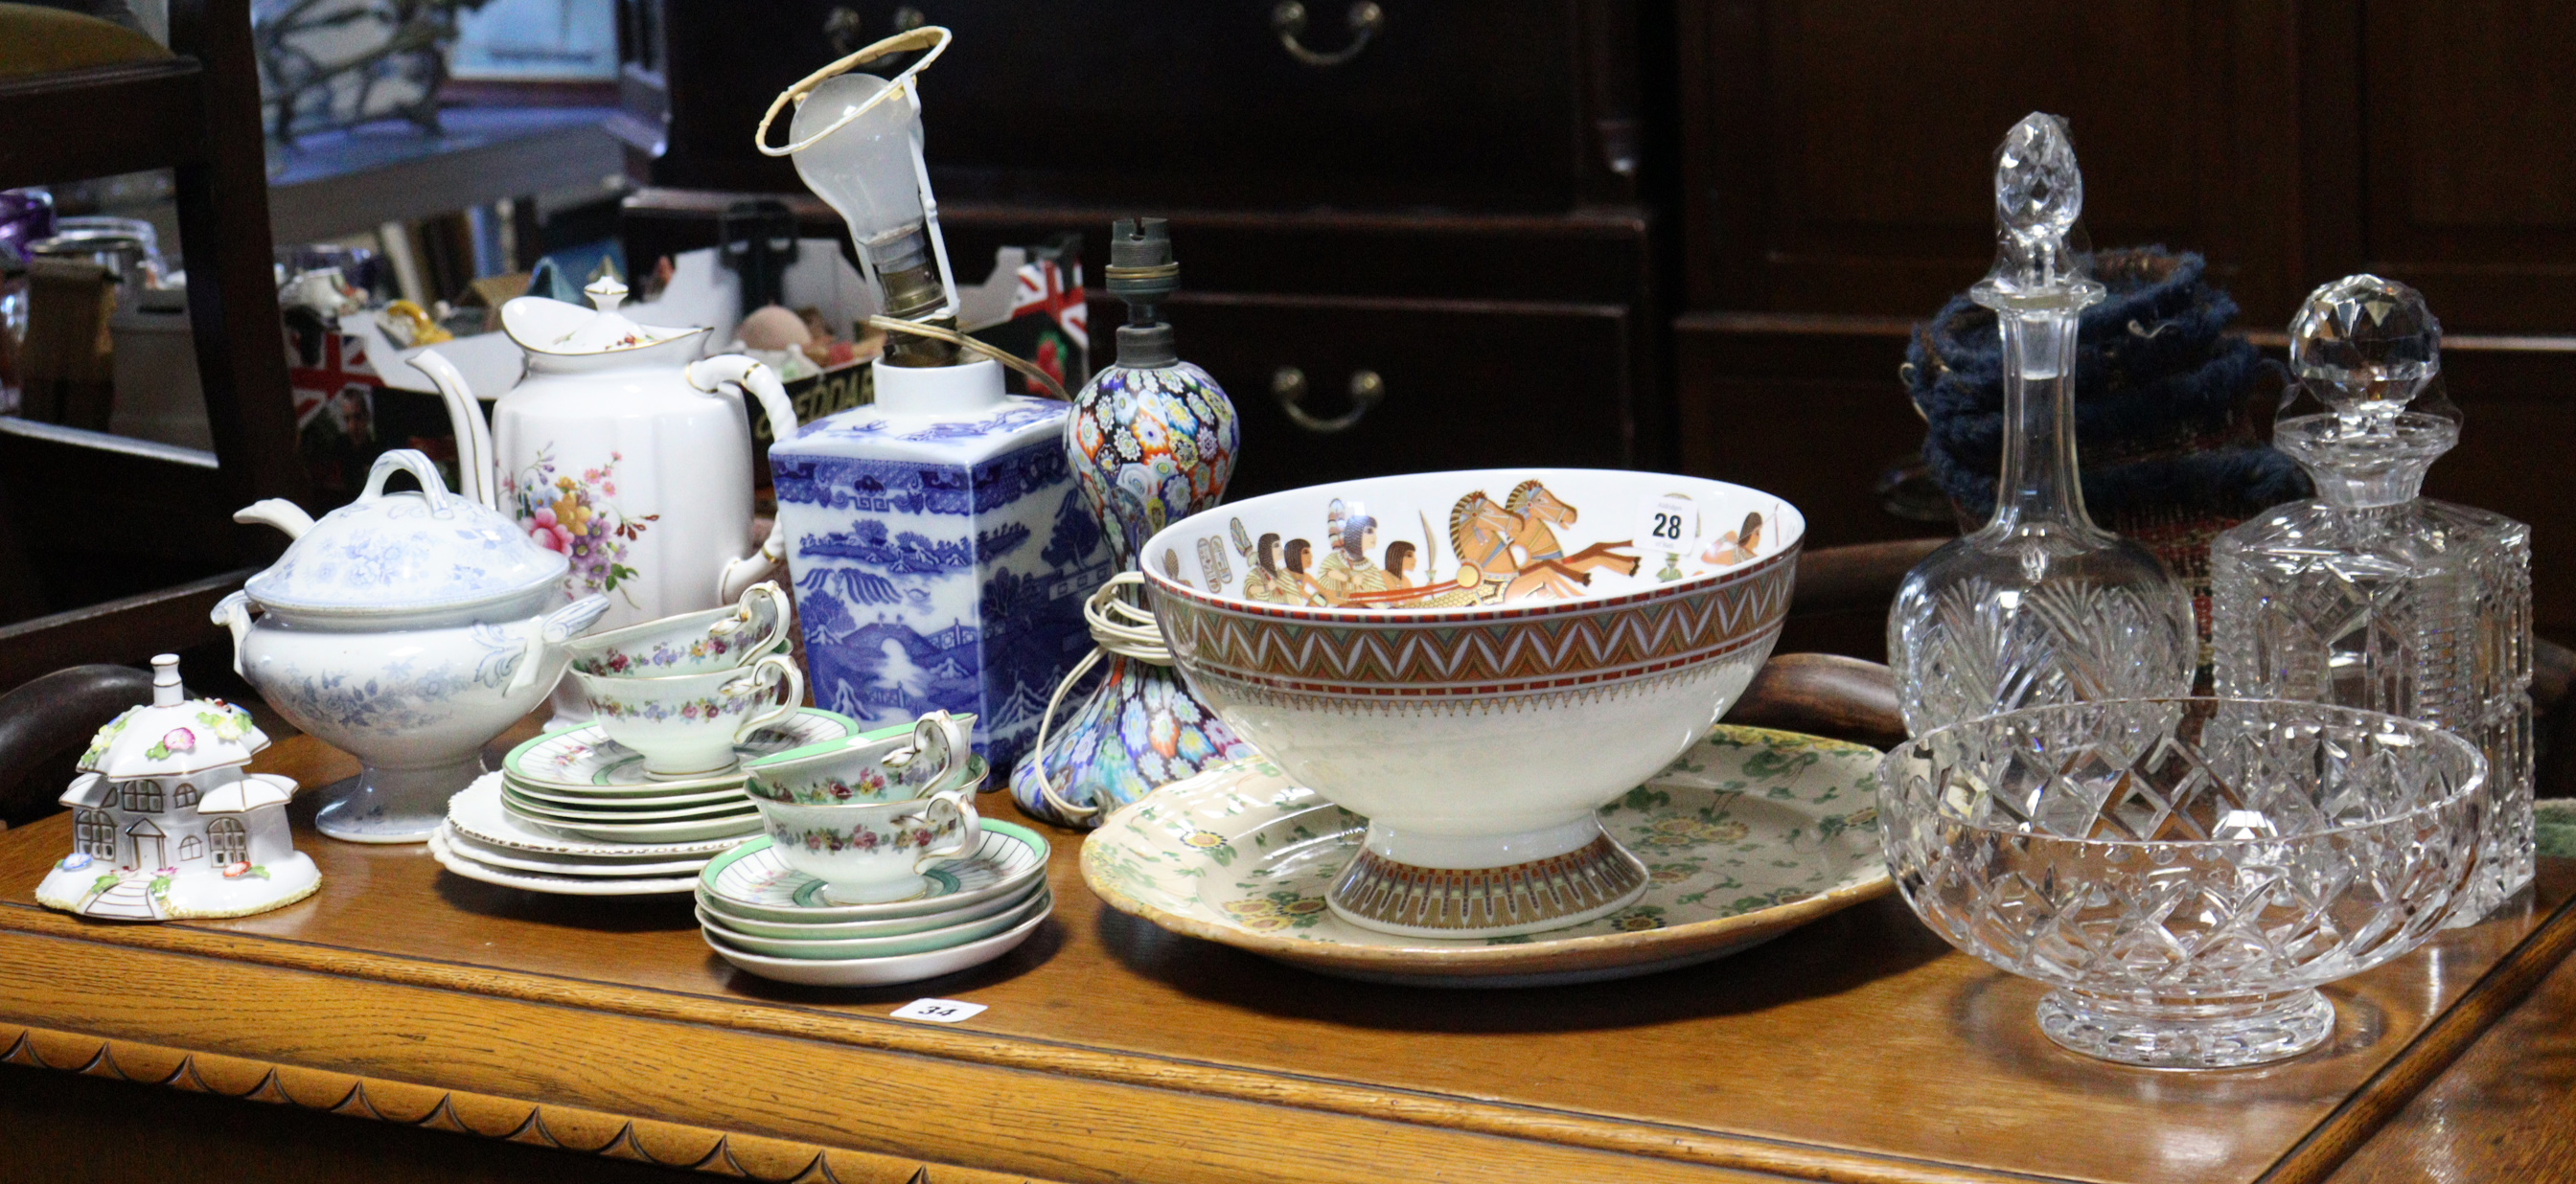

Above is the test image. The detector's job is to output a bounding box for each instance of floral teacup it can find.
[574,652,803,777]
[744,712,978,805]
[753,789,982,904]
[565,581,792,677]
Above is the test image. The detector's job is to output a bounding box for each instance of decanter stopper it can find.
[2278,275,2458,509]
[2288,273,2441,431]
[1974,113,2104,309]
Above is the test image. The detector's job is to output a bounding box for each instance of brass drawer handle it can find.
[1273,367,1384,433]
[1272,1,1382,68]
[827,5,923,55]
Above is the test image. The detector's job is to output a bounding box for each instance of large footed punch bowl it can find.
[1141,468,1802,939]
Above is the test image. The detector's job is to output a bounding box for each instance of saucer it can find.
[555,812,763,844]
[696,887,1052,960]
[428,829,699,896]
[703,905,1051,987]
[696,877,1041,940]
[500,785,755,823]
[699,823,1049,924]
[448,774,752,857]
[1081,725,1893,988]
[501,780,753,810]
[435,825,713,877]
[503,709,858,792]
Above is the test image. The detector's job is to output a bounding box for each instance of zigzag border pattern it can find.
[1191,647,1764,713]
[1160,560,1793,694]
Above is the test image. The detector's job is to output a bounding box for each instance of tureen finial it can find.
[584,276,630,315]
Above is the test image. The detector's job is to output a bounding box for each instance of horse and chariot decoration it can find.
[1163,475,1778,611]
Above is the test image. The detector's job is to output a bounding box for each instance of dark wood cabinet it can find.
[614,0,1641,211]
[615,2,2576,638]
[614,2,1665,502]
[1671,0,2576,640]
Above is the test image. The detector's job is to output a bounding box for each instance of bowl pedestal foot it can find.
[2036,988,2335,1068]
[1325,814,1649,939]
[314,755,486,844]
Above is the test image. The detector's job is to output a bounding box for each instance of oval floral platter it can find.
[1081,725,1891,987]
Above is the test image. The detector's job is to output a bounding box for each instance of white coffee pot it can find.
[407,278,801,681]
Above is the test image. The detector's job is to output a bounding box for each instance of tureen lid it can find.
[79,655,269,779]
[243,449,567,614]
[500,277,705,356]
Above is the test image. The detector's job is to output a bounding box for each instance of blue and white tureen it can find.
[215,449,610,843]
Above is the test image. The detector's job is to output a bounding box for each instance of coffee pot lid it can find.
[243,450,567,614]
[500,277,705,356]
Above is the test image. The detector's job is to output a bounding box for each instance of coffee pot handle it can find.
[689,355,802,603]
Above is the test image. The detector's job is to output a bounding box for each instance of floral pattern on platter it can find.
[1078,727,1890,968]
[505,445,656,604]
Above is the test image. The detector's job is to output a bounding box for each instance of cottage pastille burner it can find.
[34,655,318,922]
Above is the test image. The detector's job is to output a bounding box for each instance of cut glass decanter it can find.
[1886,113,2196,736]
[2211,274,2534,921]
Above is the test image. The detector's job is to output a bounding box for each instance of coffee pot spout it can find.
[688,355,803,602]
[406,348,502,511]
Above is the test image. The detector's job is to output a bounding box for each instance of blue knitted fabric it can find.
[1906,248,2309,521]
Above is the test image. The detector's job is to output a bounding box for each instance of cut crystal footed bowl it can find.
[1877,697,2484,1069]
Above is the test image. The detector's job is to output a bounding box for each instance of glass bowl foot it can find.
[2036,988,2334,1069]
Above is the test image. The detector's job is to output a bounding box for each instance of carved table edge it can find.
[3,892,2569,1184]
[0,1020,1059,1184]
[0,910,2061,1184]
[2258,883,2576,1184]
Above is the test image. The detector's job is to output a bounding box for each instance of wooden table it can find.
[0,727,2569,1184]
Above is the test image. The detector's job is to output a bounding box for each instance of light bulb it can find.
[792,72,944,323]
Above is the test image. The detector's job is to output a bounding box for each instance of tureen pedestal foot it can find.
[314,755,486,843]
[1326,813,1648,940]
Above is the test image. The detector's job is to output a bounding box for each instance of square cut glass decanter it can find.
[2212,275,2534,921]
[1886,114,2196,736]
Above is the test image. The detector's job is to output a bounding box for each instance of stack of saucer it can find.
[429,712,871,895]
[430,772,748,895]
[493,711,861,843]
[697,823,1053,987]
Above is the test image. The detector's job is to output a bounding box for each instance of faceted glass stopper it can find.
[2289,273,2441,422]
[1997,113,2082,242]
[1984,112,2092,295]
